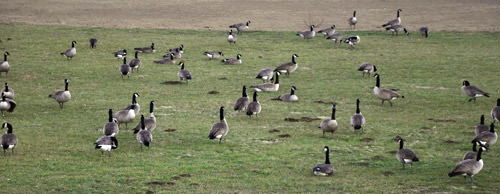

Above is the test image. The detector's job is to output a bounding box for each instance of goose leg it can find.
[219,138,222,144]
[389,101,393,107]
[381,100,385,106]
[11,148,14,155]
[101,151,104,156]
[1,111,4,117]
[470,176,474,185]
[125,123,128,130]
[402,163,405,169]
[322,131,325,137]
[108,151,111,157]
[3,149,6,156]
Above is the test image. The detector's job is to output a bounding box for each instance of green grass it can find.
[0,23,499,193]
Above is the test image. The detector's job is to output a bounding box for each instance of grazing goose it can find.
[297,25,315,39]
[326,33,343,44]
[133,101,156,133]
[344,36,360,48]
[461,80,489,102]
[274,54,299,77]
[129,51,142,73]
[234,86,250,112]
[0,51,10,77]
[463,140,487,161]
[0,92,16,117]
[318,25,336,36]
[473,123,497,147]
[134,43,155,53]
[154,53,175,64]
[312,146,334,176]
[1,82,14,99]
[49,79,71,109]
[419,26,429,38]
[348,10,357,29]
[169,44,184,54]
[113,49,127,59]
[277,86,298,102]
[204,50,224,60]
[119,57,131,79]
[177,60,192,82]
[165,48,182,59]
[373,74,404,106]
[255,68,274,82]
[103,109,119,136]
[491,98,500,122]
[250,72,279,92]
[1,122,17,156]
[448,145,484,184]
[89,38,97,48]
[396,139,419,169]
[385,24,409,36]
[320,104,338,137]
[227,29,238,45]
[229,20,251,33]
[60,41,77,59]
[246,92,261,118]
[136,115,153,150]
[382,9,402,27]
[358,62,377,78]
[475,115,489,136]
[94,136,118,157]
[208,106,229,143]
[114,104,136,130]
[350,99,366,133]
[221,54,242,65]
[122,93,140,115]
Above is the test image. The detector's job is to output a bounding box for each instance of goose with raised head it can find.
[350,99,366,133]
[277,86,298,102]
[246,92,261,118]
[358,62,377,78]
[234,86,249,112]
[133,101,156,133]
[348,10,357,29]
[373,74,404,106]
[1,82,14,99]
[1,122,17,156]
[297,25,315,39]
[136,115,153,150]
[122,93,140,115]
[461,80,489,102]
[313,146,334,176]
[274,54,299,77]
[103,109,119,137]
[208,106,229,144]
[221,54,242,65]
[255,68,274,82]
[250,72,279,92]
[61,41,77,59]
[473,123,497,147]
[134,43,155,53]
[154,53,175,64]
[449,146,484,184]
[382,9,402,27]
[229,20,251,33]
[177,60,192,83]
[318,25,336,36]
[129,51,142,73]
[94,136,118,157]
[49,79,71,109]
[114,104,136,130]
[0,51,10,77]
[396,138,419,169]
[475,115,489,136]
[320,104,338,137]
[227,29,238,45]
[119,57,131,79]
[463,140,487,161]
[204,51,224,60]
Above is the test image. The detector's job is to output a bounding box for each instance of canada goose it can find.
[177,60,192,82]
[320,104,338,137]
[89,38,97,48]
[358,62,377,78]
[1,122,17,156]
[119,57,131,79]
[250,72,279,92]
[297,25,316,39]
[255,68,274,82]
[221,54,242,65]
[49,79,71,109]
[326,33,343,44]
[246,92,261,118]
[274,54,299,77]
[419,26,429,38]
[463,140,487,161]
[318,25,336,36]
[0,51,10,77]
[134,43,155,53]
[204,51,224,60]
[133,101,156,133]
[208,106,229,143]
[491,98,500,122]
[344,36,361,48]
[313,146,334,176]
[448,145,484,184]
[350,98,366,133]
[382,9,402,27]
[1,82,14,99]
[227,29,238,45]
[473,123,497,147]
[229,20,251,33]
[277,86,298,102]
[165,48,182,59]
[234,86,250,112]
[94,136,118,157]
[114,104,136,130]
[129,51,142,73]
[60,41,77,59]
[462,80,489,102]
[0,92,16,117]
[475,115,489,136]
[154,53,175,64]
[122,93,140,115]
[103,109,119,136]
[136,115,153,150]
[169,44,184,54]
[385,24,409,36]
[348,10,357,29]
[396,139,419,169]
[373,74,404,106]
[113,49,127,59]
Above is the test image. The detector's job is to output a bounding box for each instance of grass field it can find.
[0,24,499,193]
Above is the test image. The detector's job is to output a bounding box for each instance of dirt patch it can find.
[383,171,394,176]
[387,150,397,154]
[421,127,431,130]
[314,100,336,105]
[268,129,281,133]
[165,129,176,132]
[190,183,199,186]
[146,190,154,194]
[351,162,370,167]
[161,81,184,85]
[208,91,220,94]
[284,117,320,122]
[428,118,456,122]
[179,174,191,178]
[372,155,384,160]
[360,137,374,142]
[278,134,291,138]
[171,176,181,180]
[444,140,459,144]
[147,181,167,186]
[218,77,228,80]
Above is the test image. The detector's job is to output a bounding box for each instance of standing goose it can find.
[475,115,489,136]
[221,54,242,65]
[385,24,409,36]
[103,109,119,136]
[461,80,489,102]
[1,122,17,156]
[396,139,419,169]
[119,57,131,79]
[49,79,71,109]
[136,115,153,150]
[0,51,10,77]
[1,82,14,99]
[326,33,343,44]
[312,146,334,176]
[350,99,366,133]
[0,92,16,117]
[133,101,156,133]
[114,104,136,130]
[227,29,238,45]
[344,35,361,48]
[208,106,229,144]
[491,98,500,122]
[320,104,338,137]
[463,140,487,161]
[318,25,336,36]
[154,53,175,64]
[134,43,155,53]
[129,51,142,73]
[250,72,279,92]
[177,60,192,83]
[246,92,261,118]
[122,93,140,115]
[357,62,377,78]
[234,86,250,112]
[113,49,127,59]
[277,86,298,102]
[89,38,98,48]
[297,25,315,39]
[94,136,118,157]
[204,51,224,60]
[473,123,497,147]
[255,68,274,82]
[229,20,251,33]
[348,10,357,29]
[448,145,484,184]
[60,41,77,59]
[382,9,402,27]
[274,54,299,77]
[419,26,429,38]
[373,74,404,106]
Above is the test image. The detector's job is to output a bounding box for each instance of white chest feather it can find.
[99,145,112,151]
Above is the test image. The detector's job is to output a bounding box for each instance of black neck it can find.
[237,55,241,60]
[3,54,6,61]
[497,98,500,106]
[141,115,145,129]
[181,63,185,70]
[490,123,495,133]
[310,26,314,31]
[132,94,137,104]
[71,42,75,48]
[292,55,296,64]
[356,100,360,114]
[111,137,118,148]
[150,101,154,113]
[4,83,8,91]
[219,107,224,121]
[376,76,380,87]
[123,57,127,64]
[135,51,138,58]
[242,86,247,97]
[7,128,12,133]
[150,43,154,49]
[331,106,336,120]
[325,149,331,164]
[274,73,279,84]
[399,140,404,150]
[170,54,174,60]
[290,88,295,95]
[64,81,69,91]
[397,10,400,17]
[1,95,5,100]
[353,11,356,17]
[480,115,485,124]
[108,109,113,122]
[476,147,483,161]
[252,92,258,102]
[472,142,477,152]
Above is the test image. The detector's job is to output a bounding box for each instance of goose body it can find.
[1,122,17,156]
[385,24,408,36]
[1,83,14,99]
[177,61,192,82]
[251,72,279,92]
[326,33,343,44]
[475,115,489,136]
[318,25,336,36]
[169,44,184,54]
[122,93,140,115]
[255,68,274,82]
[348,10,357,29]
[165,48,182,59]
[313,146,334,176]
[278,86,298,102]
[208,107,229,143]
[229,20,251,33]
[419,26,429,38]
[473,123,497,147]
[154,53,175,64]
[297,25,315,39]
[227,30,238,44]
[204,51,224,60]
[49,79,71,109]
[461,80,489,102]
[136,115,153,149]
[134,43,155,53]
[133,101,156,133]
[491,98,500,122]
[60,41,77,59]
[113,49,127,59]
[320,104,338,137]
[350,99,366,133]
[221,54,242,64]
[129,51,142,72]
[94,136,118,157]
[357,62,377,77]
[382,9,402,27]
[89,38,98,48]
[396,139,419,168]
[449,146,484,184]
[234,86,250,112]
[274,54,299,77]
[373,74,404,106]
[103,109,119,136]
[246,92,261,118]
[0,52,10,76]
[119,57,131,79]
[114,104,136,130]
[344,36,361,48]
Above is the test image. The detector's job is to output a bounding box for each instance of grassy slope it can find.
[0,24,499,193]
